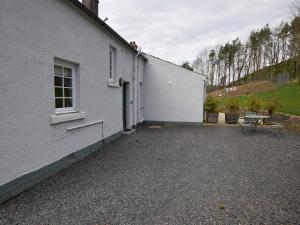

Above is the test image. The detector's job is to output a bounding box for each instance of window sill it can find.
[50,112,86,125]
[107,80,119,88]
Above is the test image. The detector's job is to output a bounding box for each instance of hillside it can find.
[231,59,297,85]
[211,81,277,97]
[217,81,300,116]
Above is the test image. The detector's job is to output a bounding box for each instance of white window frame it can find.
[54,61,76,114]
[109,46,117,81]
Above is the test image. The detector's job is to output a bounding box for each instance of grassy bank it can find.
[218,82,300,116]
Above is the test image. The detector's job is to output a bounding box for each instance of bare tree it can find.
[236,44,248,84]
[291,0,300,83]
[192,9,299,88]
[208,49,216,85]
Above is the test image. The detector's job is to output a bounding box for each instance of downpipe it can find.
[132,50,142,127]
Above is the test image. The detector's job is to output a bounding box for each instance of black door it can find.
[123,83,127,130]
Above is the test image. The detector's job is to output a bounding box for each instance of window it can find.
[109,46,117,81]
[54,62,76,114]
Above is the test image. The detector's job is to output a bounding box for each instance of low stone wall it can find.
[271,112,300,133]
[285,115,300,133]
[204,111,300,133]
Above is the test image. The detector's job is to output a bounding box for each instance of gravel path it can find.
[0,125,300,225]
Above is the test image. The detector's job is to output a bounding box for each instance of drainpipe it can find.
[203,78,208,123]
[132,49,142,127]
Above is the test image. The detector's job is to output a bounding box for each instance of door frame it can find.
[122,82,130,130]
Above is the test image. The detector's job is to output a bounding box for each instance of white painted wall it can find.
[143,54,205,123]
[0,0,203,189]
[0,0,145,186]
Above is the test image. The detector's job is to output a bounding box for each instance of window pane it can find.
[54,65,63,76]
[54,76,63,86]
[64,78,72,87]
[64,98,73,108]
[64,68,72,78]
[64,88,72,97]
[55,98,63,108]
[55,87,63,97]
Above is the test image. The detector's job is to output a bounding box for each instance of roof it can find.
[143,53,208,78]
[67,0,139,53]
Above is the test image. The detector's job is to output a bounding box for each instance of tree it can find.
[192,57,203,73]
[192,47,211,76]
[192,13,299,88]
[229,38,241,83]
[181,61,194,71]
[259,24,271,68]
[265,25,282,79]
[278,22,291,61]
[236,43,247,83]
[208,49,216,85]
[290,0,300,83]
[249,30,259,79]
[218,44,228,89]
[215,45,223,86]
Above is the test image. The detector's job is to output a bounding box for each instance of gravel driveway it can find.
[1,125,300,225]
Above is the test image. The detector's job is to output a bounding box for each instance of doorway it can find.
[122,82,130,131]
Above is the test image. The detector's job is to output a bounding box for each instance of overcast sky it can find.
[99,0,293,64]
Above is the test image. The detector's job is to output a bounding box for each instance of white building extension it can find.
[144,54,205,124]
[0,0,205,203]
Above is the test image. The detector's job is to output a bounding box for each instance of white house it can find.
[0,0,205,203]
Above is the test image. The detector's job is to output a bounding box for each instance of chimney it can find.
[82,0,99,16]
[130,41,138,50]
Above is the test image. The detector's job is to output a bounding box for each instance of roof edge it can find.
[143,53,208,78]
[67,0,138,53]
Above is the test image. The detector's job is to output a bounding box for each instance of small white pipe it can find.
[67,120,104,131]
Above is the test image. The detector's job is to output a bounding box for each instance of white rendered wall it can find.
[0,0,143,186]
[143,54,204,123]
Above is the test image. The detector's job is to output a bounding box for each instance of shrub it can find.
[204,95,219,113]
[225,97,240,114]
[265,97,280,115]
[247,95,262,113]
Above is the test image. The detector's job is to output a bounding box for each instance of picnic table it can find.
[240,113,283,137]
[244,114,270,127]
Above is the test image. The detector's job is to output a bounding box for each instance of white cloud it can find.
[100,0,293,64]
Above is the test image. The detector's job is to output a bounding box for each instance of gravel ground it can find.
[0,125,300,225]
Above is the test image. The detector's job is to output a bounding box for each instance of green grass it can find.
[218,82,300,116]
